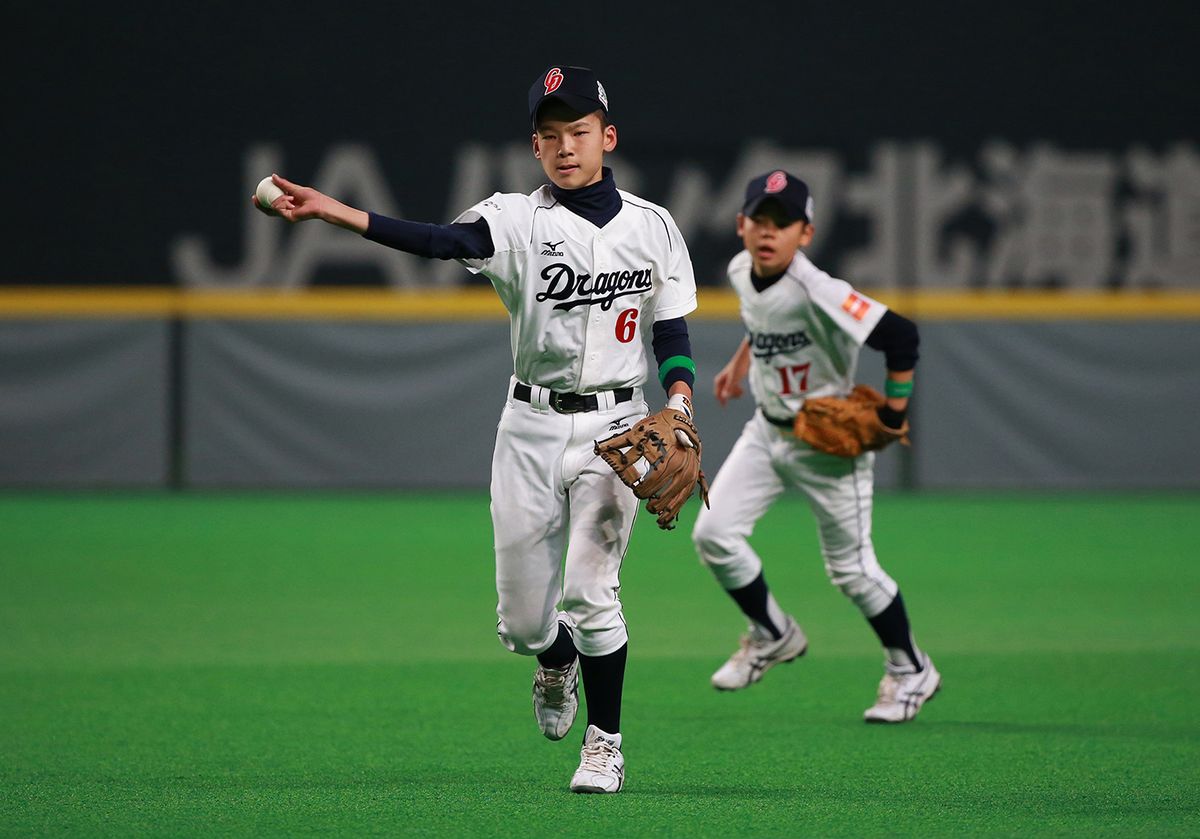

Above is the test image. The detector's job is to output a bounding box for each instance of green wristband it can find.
[658,355,696,385]
[884,379,914,398]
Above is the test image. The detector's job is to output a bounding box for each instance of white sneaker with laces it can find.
[532,656,579,740]
[711,616,808,691]
[863,654,941,723]
[570,724,625,794]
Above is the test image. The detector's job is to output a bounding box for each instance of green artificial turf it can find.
[1,492,1198,837]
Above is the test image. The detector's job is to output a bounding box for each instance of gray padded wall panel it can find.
[184,320,517,487]
[0,320,169,486]
[915,321,1200,488]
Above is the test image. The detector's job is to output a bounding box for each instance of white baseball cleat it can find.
[863,654,941,723]
[711,616,808,691]
[533,657,579,740]
[570,724,625,794]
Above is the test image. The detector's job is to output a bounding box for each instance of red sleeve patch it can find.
[841,292,871,321]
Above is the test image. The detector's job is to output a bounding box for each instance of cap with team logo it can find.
[742,170,814,224]
[528,65,610,126]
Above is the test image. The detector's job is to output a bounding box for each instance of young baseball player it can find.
[254,66,701,792]
[691,170,940,723]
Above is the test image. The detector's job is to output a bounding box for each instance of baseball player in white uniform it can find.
[691,171,940,723]
[254,66,700,792]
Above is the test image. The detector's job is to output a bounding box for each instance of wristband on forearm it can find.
[884,379,914,399]
[666,392,694,418]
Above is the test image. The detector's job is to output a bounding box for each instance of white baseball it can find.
[255,176,285,213]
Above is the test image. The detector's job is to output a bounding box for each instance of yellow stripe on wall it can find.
[0,288,508,321]
[2,287,1200,320]
[695,290,1200,320]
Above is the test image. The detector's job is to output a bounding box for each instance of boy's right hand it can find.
[251,174,369,233]
[713,366,744,406]
[251,174,321,223]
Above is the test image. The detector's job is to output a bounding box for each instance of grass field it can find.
[2,492,1198,837]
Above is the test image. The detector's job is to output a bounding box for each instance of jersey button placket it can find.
[580,235,607,391]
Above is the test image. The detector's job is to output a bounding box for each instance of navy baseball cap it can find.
[529,66,610,125]
[742,170,814,224]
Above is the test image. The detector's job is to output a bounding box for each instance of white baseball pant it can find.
[490,377,648,658]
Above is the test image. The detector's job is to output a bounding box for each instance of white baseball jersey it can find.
[456,187,697,392]
[729,249,887,419]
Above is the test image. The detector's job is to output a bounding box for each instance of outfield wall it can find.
[1,290,1198,490]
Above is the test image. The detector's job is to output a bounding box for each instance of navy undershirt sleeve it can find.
[652,317,695,391]
[363,213,494,260]
[865,310,920,371]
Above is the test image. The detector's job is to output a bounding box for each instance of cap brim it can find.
[742,195,807,223]
[532,93,605,124]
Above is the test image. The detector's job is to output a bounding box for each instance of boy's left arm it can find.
[792,309,919,458]
[865,310,919,430]
[652,315,697,420]
[593,218,708,529]
[593,315,708,531]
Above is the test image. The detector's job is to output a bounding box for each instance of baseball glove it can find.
[594,406,711,530]
[793,384,910,458]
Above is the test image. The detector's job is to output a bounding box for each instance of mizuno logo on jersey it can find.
[842,293,871,321]
[536,263,654,311]
[751,330,812,358]
[541,240,566,256]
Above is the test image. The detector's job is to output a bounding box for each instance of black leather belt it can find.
[761,409,795,429]
[513,383,634,414]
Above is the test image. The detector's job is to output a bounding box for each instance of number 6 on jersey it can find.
[615,308,638,343]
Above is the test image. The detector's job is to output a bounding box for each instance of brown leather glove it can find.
[594,403,711,530]
[793,384,910,457]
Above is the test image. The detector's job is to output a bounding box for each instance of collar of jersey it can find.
[750,266,789,294]
[548,166,622,228]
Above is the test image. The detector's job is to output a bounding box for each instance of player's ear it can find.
[603,124,617,153]
[736,213,747,237]
[532,133,541,159]
[798,221,815,246]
